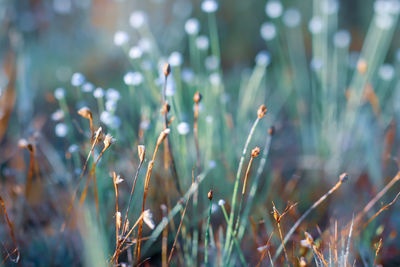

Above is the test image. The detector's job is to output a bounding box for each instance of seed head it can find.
[208,190,213,201]
[268,126,275,136]
[95,127,103,139]
[257,104,267,119]
[104,134,115,149]
[251,147,260,158]
[163,102,170,114]
[339,172,349,183]
[193,91,202,104]
[163,63,171,77]
[138,145,146,163]
[157,128,170,144]
[77,107,92,119]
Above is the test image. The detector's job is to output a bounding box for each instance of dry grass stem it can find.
[0,196,19,263]
[136,128,170,263]
[273,173,348,261]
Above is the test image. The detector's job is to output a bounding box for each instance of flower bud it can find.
[138,145,146,163]
[251,147,260,158]
[193,91,202,104]
[157,128,170,144]
[207,190,213,201]
[77,107,92,119]
[163,63,171,77]
[257,104,267,119]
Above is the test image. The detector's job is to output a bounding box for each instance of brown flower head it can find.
[251,147,260,158]
[193,91,202,104]
[207,190,213,201]
[257,104,267,119]
[163,63,171,77]
[77,107,92,119]
[138,145,146,163]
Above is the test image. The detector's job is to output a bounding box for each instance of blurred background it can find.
[1,0,400,266]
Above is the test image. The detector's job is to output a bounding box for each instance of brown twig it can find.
[112,172,121,265]
[161,204,168,267]
[225,147,261,263]
[79,133,114,221]
[373,238,382,266]
[272,201,298,264]
[61,127,103,231]
[193,91,202,170]
[0,196,19,263]
[350,171,400,232]
[168,192,192,264]
[363,191,400,229]
[273,173,348,261]
[121,145,146,237]
[136,128,170,263]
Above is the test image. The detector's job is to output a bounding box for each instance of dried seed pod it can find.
[95,127,103,139]
[257,104,267,119]
[104,134,115,149]
[77,107,92,119]
[207,190,213,201]
[163,103,170,114]
[251,147,260,158]
[157,128,170,144]
[163,63,171,77]
[26,143,34,152]
[138,145,146,163]
[193,91,202,104]
[268,126,275,136]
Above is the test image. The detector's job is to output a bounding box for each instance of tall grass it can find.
[1,0,400,266]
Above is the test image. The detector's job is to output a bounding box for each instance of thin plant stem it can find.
[239,131,273,241]
[0,196,19,263]
[168,187,192,264]
[141,169,211,255]
[219,203,246,266]
[162,65,182,195]
[273,173,348,261]
[62,127,102,231]
[351,171,400,231]
[113,172,120,265]
[256,231,274,267]
[363,191,400,229]
[161,206,168,267]
[136,129,169,263]
[226,147,260,264]
[121,161,143,236]
[204,195,212,265]
[224,117,260,254]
